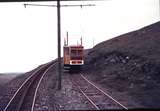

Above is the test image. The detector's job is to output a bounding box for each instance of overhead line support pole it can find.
[23,2,95,90]
[57,0,61,90]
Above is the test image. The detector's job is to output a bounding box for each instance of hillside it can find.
[84,21,160,108]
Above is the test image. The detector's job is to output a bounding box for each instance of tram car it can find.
[63,45,84,67]
[63,33,84,70]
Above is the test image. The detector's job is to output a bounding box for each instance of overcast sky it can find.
[0,0,159,73]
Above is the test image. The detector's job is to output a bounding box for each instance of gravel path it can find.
[33,64,58,111]
[53,73,94,110]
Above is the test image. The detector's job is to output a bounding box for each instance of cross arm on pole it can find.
[24,3,57,7]
[23,3,96,8]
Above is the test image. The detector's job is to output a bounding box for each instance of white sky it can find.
[0,0,159,73]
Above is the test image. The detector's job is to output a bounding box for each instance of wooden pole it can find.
[57,0,61,90]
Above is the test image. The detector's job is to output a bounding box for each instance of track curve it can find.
[3,61,56,111]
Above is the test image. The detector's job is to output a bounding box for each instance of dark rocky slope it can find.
[84,21,160,108]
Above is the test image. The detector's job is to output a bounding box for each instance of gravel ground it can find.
[33,63,58,111]
[53,72,94,110]
[0,63,147,110]
[30,62,95,111]
[0,72,33,110]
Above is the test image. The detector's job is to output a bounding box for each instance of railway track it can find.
[70,73,128,110]
[3,61,57,111]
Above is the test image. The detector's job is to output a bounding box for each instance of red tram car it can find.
[63,33,84,70]
[63,45,84,66]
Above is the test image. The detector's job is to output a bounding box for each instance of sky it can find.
[0,0,159,73]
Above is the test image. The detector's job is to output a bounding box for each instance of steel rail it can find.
[77,86,100,110]
[70,74,99,110]
[80,74,128,110]
[31,62,56,111]
[3,61,54,111]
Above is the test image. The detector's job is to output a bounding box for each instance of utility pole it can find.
[24,1,95,90]
[57,0,61,90]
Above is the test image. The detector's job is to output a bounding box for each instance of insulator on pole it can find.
[66,31,68,46]
[64,38,66,46]
[81,36,82,45]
